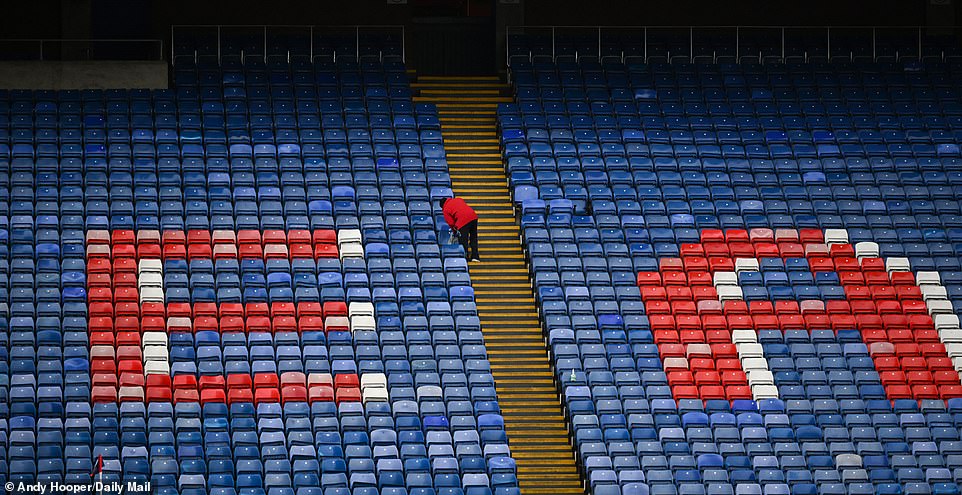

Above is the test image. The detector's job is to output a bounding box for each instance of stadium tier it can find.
[0,50,521,495]
[499,48,962,495]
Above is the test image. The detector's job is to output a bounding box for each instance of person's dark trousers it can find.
[457,220,480,260]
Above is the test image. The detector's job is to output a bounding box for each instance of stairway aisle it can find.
[414,76,585,495]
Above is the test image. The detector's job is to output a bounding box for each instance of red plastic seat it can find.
[200,389,227,403]
[666,287,694,302]
[299,317,324,332]
[662,271,688,286]
[670,300,698,315]
[146,386,172,403]
[682,257,709,272]
[308,385,335,403]
[722,301,749,315]
[313,230,337,245]
[703,243,731,257]
[254,388,281,404]
[254,373,280,389]
[281,385,308,403]
[701,315,729,332]
[708,257,734,272]
[323,301,348,317]
[199,375,226,391]
[238,230,262,244]
[753,243,779,258]
[691,286,718,302]
[728,243,754,258]
[700,386,727,400]
[227,374,253,389]
[227,388,254,404]
[173,389,200,403]
[687,271,712,286]
[680,243,705,257]
[645,300,671,315]
[777,242,804,258]
[653,330,680,344]
[724,229,750,243]
[92,386,118,403]
[701,229,725,243]
[334,387,361,404]
[659,258,684,272]
[829,244,855,258]
[637,272,661,286]
[799,228,824,243]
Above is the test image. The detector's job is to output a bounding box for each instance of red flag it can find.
[90,455,103,477]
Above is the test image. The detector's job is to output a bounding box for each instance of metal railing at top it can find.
[170,25,406,65]
[0,39,164,62]
[505,25,962,66]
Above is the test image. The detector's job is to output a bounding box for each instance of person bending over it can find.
[441,196,480,262]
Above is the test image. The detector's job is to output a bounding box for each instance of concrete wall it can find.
[0,61,168,90]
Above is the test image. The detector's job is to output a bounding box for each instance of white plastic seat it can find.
[922,285,949,302]
[212,230,237,244]
[416,385,443,400]
[854,242,879,259]
[308,373,334,387]
[138,273,163,288]
[716,285,743,301]
[940,330,962,345]
[118,387,145,401]
[144,361,170,375]
[166,317,192,332]
[734,258,760,273]
[741,357,770,371]
[868,342,896,356]
[803,243,830,257]
[747,369,775,385]
[324,316,350,330]
[212,244,238,258]
[824,229,849,245]
[662,357,689,370]
[337,229,363,246]
[362,388,389,403]
[799,300,825,314]
[748,228,773,242]
[928,299,954,315]
[737,343,764,359]
[350,315,377,333]
[685,344,712,357]
[340,243,364,259]
[138,259,163,273]
[713,272,738,287]
[139,287,165,303]
[349,302,375,318]
[935,314,962,331]
[835,454,862,469]
[86,244,110,257]
[696,300,723,314]
[143,347,168,363]
[360,373,388,391]
[141,332,168,347]
[752,384,780,399]
[949,344,962,358]
[774,229,799,243]
[916,271,942,286]
[885,257,911,272]
[952,356,962,371]
[731,329,758,344]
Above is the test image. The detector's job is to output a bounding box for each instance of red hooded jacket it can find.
[442,197,478,230]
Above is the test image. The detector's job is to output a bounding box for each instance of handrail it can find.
[505,25,960,66]
[170,25,406,65]
[0,39,164,61]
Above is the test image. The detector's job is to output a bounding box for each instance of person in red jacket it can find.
[441,196,480,261]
